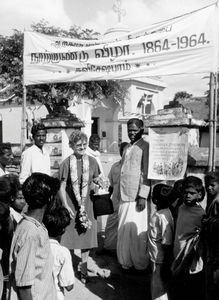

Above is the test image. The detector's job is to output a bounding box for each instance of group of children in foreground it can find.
[0,173,74,300]
[149,172,219,300]
[1,171,219,300]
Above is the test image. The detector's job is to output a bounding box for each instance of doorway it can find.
[91,117,99,135]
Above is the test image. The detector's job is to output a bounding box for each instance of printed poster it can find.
[148,127,188,180]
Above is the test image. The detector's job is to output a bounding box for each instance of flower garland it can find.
[70,154,92,235]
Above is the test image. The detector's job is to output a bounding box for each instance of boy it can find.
[205,171,219,216]
[203,171,219,299]
[172,176,205,300]
[43,206,75,300]
[148,183,174,300]
[9,172,60,300]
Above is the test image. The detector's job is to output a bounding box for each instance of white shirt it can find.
[50,239,75,300]
[19,144,51,184]
[86,146,104,176]
[148,208,174,264]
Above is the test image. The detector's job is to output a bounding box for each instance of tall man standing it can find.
[19,123,51,184]
[117,118,150,271]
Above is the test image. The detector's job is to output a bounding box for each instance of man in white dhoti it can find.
[117,118,150,271]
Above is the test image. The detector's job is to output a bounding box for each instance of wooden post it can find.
[213,72,218,171]
[208,72,214,171]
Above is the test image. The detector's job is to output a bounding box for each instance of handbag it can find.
[91,192,114,219]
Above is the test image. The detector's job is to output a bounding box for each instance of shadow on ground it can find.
[65,246,151,300]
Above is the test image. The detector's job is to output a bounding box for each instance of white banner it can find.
[23,3,218,86]
[148,127,189,180]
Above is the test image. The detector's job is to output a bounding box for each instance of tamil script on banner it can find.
[23,3,218,85]
[148,127,189,180]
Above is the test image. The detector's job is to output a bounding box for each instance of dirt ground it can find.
[65,237,151,300]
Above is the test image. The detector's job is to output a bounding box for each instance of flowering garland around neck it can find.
[70,154,89,208]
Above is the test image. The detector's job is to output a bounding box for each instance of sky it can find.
[0,0,216,105]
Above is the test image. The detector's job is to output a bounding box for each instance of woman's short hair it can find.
[31,123,47,137]
[22,173,60,209]
[183,175,205,201]
[43,206,71,237]
[69,130,87,147]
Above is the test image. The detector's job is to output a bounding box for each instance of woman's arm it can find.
[58,181,75,219]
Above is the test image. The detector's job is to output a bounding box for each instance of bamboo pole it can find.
[213,72,218,171]
[20,30,27,153]
[208,72,214,171]
[20,84,27,152]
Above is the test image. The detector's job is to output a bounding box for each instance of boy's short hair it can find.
[0,175,16,204]
[31,123,47,137]
[43,206,71,237]
[205,171,219,185]
[0,201,10,222]
[183,176,205,201]
[152,183,173,208]
[4,174,21,198]
[0,143,12,156]
[22,173,60,209]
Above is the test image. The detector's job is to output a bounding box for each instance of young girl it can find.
[43,205,75,300]
[148,183,174,300]
[172,176,205,300]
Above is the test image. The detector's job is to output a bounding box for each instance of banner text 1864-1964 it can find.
[142,33,210,54]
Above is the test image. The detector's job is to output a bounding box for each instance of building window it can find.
[137,94,154,116]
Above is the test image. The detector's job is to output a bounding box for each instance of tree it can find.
[0,20,128,114]
[173,91,193,102]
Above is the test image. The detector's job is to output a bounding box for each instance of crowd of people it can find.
[0,119,219,300]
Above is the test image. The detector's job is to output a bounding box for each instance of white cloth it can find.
[50,239,75,300]
[117,201,149,270]
[104,161,121,250]
[9,207,23,225]
[0,168,5,176]
[0,168,8,176]
[148,208,174,264]
[86,146,104,177]
[19,145,51,184]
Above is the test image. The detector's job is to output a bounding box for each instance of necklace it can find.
[70,154,89,207]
